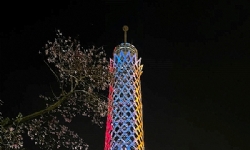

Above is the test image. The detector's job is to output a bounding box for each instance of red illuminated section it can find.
[104,60,114,150]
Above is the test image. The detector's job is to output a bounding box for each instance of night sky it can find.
[0,0,250,149]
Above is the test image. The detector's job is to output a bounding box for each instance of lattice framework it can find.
[104,43,144,150]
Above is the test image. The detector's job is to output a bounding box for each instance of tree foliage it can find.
[0,30,111,149]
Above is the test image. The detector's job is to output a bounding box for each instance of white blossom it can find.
[0,30,111,149]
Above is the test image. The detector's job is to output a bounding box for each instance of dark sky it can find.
[0,0,250,149]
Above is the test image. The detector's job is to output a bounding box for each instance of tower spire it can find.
[123,25,129,43]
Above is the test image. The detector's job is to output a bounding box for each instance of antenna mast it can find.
[123,25,129,43]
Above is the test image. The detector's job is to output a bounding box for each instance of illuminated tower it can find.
[104,26,144,150]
